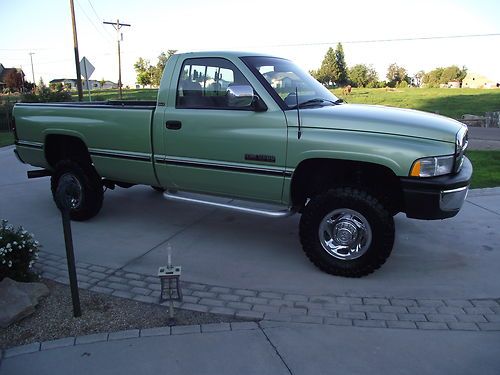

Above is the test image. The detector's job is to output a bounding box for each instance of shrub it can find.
[21,81,72,103]
[0,220,40,282]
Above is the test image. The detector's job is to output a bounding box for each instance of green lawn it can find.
[79,87,500,119]
[467,151,500,189]
[72,89,158,101]
[333,88,500,119]
[0,132,14,147]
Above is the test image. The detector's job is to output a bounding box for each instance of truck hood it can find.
[297,104,465,143]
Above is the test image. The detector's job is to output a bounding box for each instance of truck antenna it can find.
[295,86,301,139]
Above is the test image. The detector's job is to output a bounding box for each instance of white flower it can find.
[34,241,39,245]
[6,243,11,249]
[7,260,12,268]
[1,260,5,264]
[13,241,17,245]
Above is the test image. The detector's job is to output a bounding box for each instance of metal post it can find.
[56,184,82,318]
[103,19,131,101]
[70,0,84,101]
[83,62,91,101]
[117,36,122,99]
[28,52,35,87]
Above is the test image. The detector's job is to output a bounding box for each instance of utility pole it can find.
[69,0,83,101]
[103,19,131,100]
[28,52,36,87]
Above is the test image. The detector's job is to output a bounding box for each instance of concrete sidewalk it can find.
[1,321,499,375]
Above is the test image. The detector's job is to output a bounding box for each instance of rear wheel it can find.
[299,187,394,277]
[51,160,103,221]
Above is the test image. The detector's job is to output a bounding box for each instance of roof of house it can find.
[49,79,78,83]
[0,65,25,84]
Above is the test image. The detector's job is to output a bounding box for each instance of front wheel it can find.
[299,187,395,277]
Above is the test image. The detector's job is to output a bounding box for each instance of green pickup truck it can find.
[13,51,472,277]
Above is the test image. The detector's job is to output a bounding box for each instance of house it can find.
[0,63,25,90]
[49,79,118,90]
[462,73,499,89]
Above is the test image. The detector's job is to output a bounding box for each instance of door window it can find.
[176,58,252,110]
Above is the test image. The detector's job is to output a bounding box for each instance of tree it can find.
[348,64,378,87]
[135,50,177,88]
[152,50,177,86]
[422,65,467,87]
[134,57,152,88]
[99,78,106,89]
[386,63,408,87]
[413,70,425,87]
[5,70,23,91]
[333,43,348,86]
[313,43,348,87]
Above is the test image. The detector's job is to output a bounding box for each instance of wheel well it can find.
[290,158,403,212]
[45,135,92,168]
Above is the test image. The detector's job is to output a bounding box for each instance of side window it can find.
[176,58,252,109]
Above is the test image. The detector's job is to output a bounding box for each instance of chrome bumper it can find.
[440,186,469,212]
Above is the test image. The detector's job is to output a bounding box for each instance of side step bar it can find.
[163,191,295,218]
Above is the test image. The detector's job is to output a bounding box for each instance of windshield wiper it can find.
[291,98,338,109]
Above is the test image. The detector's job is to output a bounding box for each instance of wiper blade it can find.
[291,98,337,109]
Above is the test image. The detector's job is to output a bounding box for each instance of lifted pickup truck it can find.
[13,51,472,277]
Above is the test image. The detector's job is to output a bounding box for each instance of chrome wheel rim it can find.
[318,209,372,260]
[59,173,83,209]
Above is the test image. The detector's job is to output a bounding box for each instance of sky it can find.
[1,0,499,86]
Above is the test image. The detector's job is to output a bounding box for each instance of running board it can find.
[163,191,295,218]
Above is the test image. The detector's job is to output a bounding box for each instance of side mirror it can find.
[226,85,267,111]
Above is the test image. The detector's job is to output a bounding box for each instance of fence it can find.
[0,94,20,132]
[461,112,500,128]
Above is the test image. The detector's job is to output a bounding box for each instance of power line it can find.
[0,47,58,51]
[262,32,500,48]
[75,0,113,44]
[86,0,114,39]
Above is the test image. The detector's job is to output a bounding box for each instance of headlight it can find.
[410,155,454,177]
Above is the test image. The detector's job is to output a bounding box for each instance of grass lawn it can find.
[333,88,500,119]
[0,132,14,147]
[79,88,500,119]
[72,89,158,101]
[466,151,500,189]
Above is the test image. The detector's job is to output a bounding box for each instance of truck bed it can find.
[13,100,158,185]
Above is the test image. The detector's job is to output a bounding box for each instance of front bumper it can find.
[400,157,473,220]
[13,148,26,164]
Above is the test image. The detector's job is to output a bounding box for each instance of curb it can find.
[2,321,260,359]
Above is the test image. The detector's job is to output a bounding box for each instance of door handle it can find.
[166,121,182,130]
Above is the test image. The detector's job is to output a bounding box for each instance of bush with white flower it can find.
[0,220,40,282]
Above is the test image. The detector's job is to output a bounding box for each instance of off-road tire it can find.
[299,187,395,277]
[51,160,103,221]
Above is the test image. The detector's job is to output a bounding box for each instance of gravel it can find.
[0,279,251,350]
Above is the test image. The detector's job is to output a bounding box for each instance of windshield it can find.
[242,56,339,110]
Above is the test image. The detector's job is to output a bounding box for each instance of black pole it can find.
[57,185,82,317]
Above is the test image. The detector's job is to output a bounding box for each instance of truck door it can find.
[157,57,287,204]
